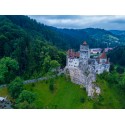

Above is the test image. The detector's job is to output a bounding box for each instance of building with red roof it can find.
[66,41,90,68]
[67,49,80,59]
[99,51,109,64]
[66,41,110,74]
[99,51,107,59]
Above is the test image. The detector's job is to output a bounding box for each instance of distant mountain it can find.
[50,27,125,50]
[51,28,123,50]
[109,30,125,36]
[5,16,125,51]
[83,28,120,47]
[109,30,125,45]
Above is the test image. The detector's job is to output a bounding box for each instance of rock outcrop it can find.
[65,61,101,97]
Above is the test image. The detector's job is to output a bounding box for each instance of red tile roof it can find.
[67,49,80,58]
[99,51,107,59]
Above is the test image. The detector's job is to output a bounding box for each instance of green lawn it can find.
[0,75,125,109]
[24,75,125,109]
[24,75,88,109]
[94,78,122,108]
[0,87,8,97]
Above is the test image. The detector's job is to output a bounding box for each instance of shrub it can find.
[49,84,54,92]
[80,97,85,103]
[116,66,124,74]
[8,77,23,99]
[18,90,36,104]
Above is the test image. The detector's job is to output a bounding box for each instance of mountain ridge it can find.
[5,15,125,50]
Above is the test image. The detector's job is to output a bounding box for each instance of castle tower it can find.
[80,41,90,60]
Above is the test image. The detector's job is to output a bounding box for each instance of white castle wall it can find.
[100,58,107,64]
[95,64,110,74]
[67,58,79,68]
[67,43,110,74]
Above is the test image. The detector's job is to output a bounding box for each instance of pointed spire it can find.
[83,41,87,45]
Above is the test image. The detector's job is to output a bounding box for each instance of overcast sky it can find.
[29,15,125,30]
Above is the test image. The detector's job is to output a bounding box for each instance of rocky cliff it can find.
[65,62,100,97]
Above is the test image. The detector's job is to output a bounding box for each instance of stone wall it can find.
[64,63,101,97]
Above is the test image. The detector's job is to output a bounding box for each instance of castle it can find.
[65,41,110,96]
[66,41,110,74]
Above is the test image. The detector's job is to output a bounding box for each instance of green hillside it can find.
[23,75,125,109]
[0,15,125,109]
[4,16,125,51]
[0,15,66,79]
[108,46,125,66]
[1,74,125,109]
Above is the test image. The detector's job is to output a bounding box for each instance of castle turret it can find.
[80,41,90,60]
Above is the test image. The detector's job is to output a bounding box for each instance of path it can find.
[0,69,64,88]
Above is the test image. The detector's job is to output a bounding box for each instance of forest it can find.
[1,15,125,109]
[0,15,66,80]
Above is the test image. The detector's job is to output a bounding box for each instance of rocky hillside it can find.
[65,62,100,97]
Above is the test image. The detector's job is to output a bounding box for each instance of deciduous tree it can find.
[8,77,23,99]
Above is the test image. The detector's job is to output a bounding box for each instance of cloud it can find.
[110,19,125,24]
[28,15,125,30]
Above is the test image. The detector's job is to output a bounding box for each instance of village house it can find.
[90,48,102,54]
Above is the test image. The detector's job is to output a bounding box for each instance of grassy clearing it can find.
[0,74,125,109]
[24,75,125,109]
[0,87,8,97]
[95,77,123,109]
[24,75,88,109]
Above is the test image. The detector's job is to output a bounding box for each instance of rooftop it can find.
[83,41,87,45]
[99,51,107,59]
[67,49,80,58]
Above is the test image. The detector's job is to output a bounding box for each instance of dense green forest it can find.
[0,15,67,108]
[108,46,125,67]
[0,15,66,80]
[1,15,125,109]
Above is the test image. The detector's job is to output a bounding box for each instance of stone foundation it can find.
[64,66,101,97]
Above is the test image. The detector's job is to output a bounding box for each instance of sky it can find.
[29,15,125,30]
